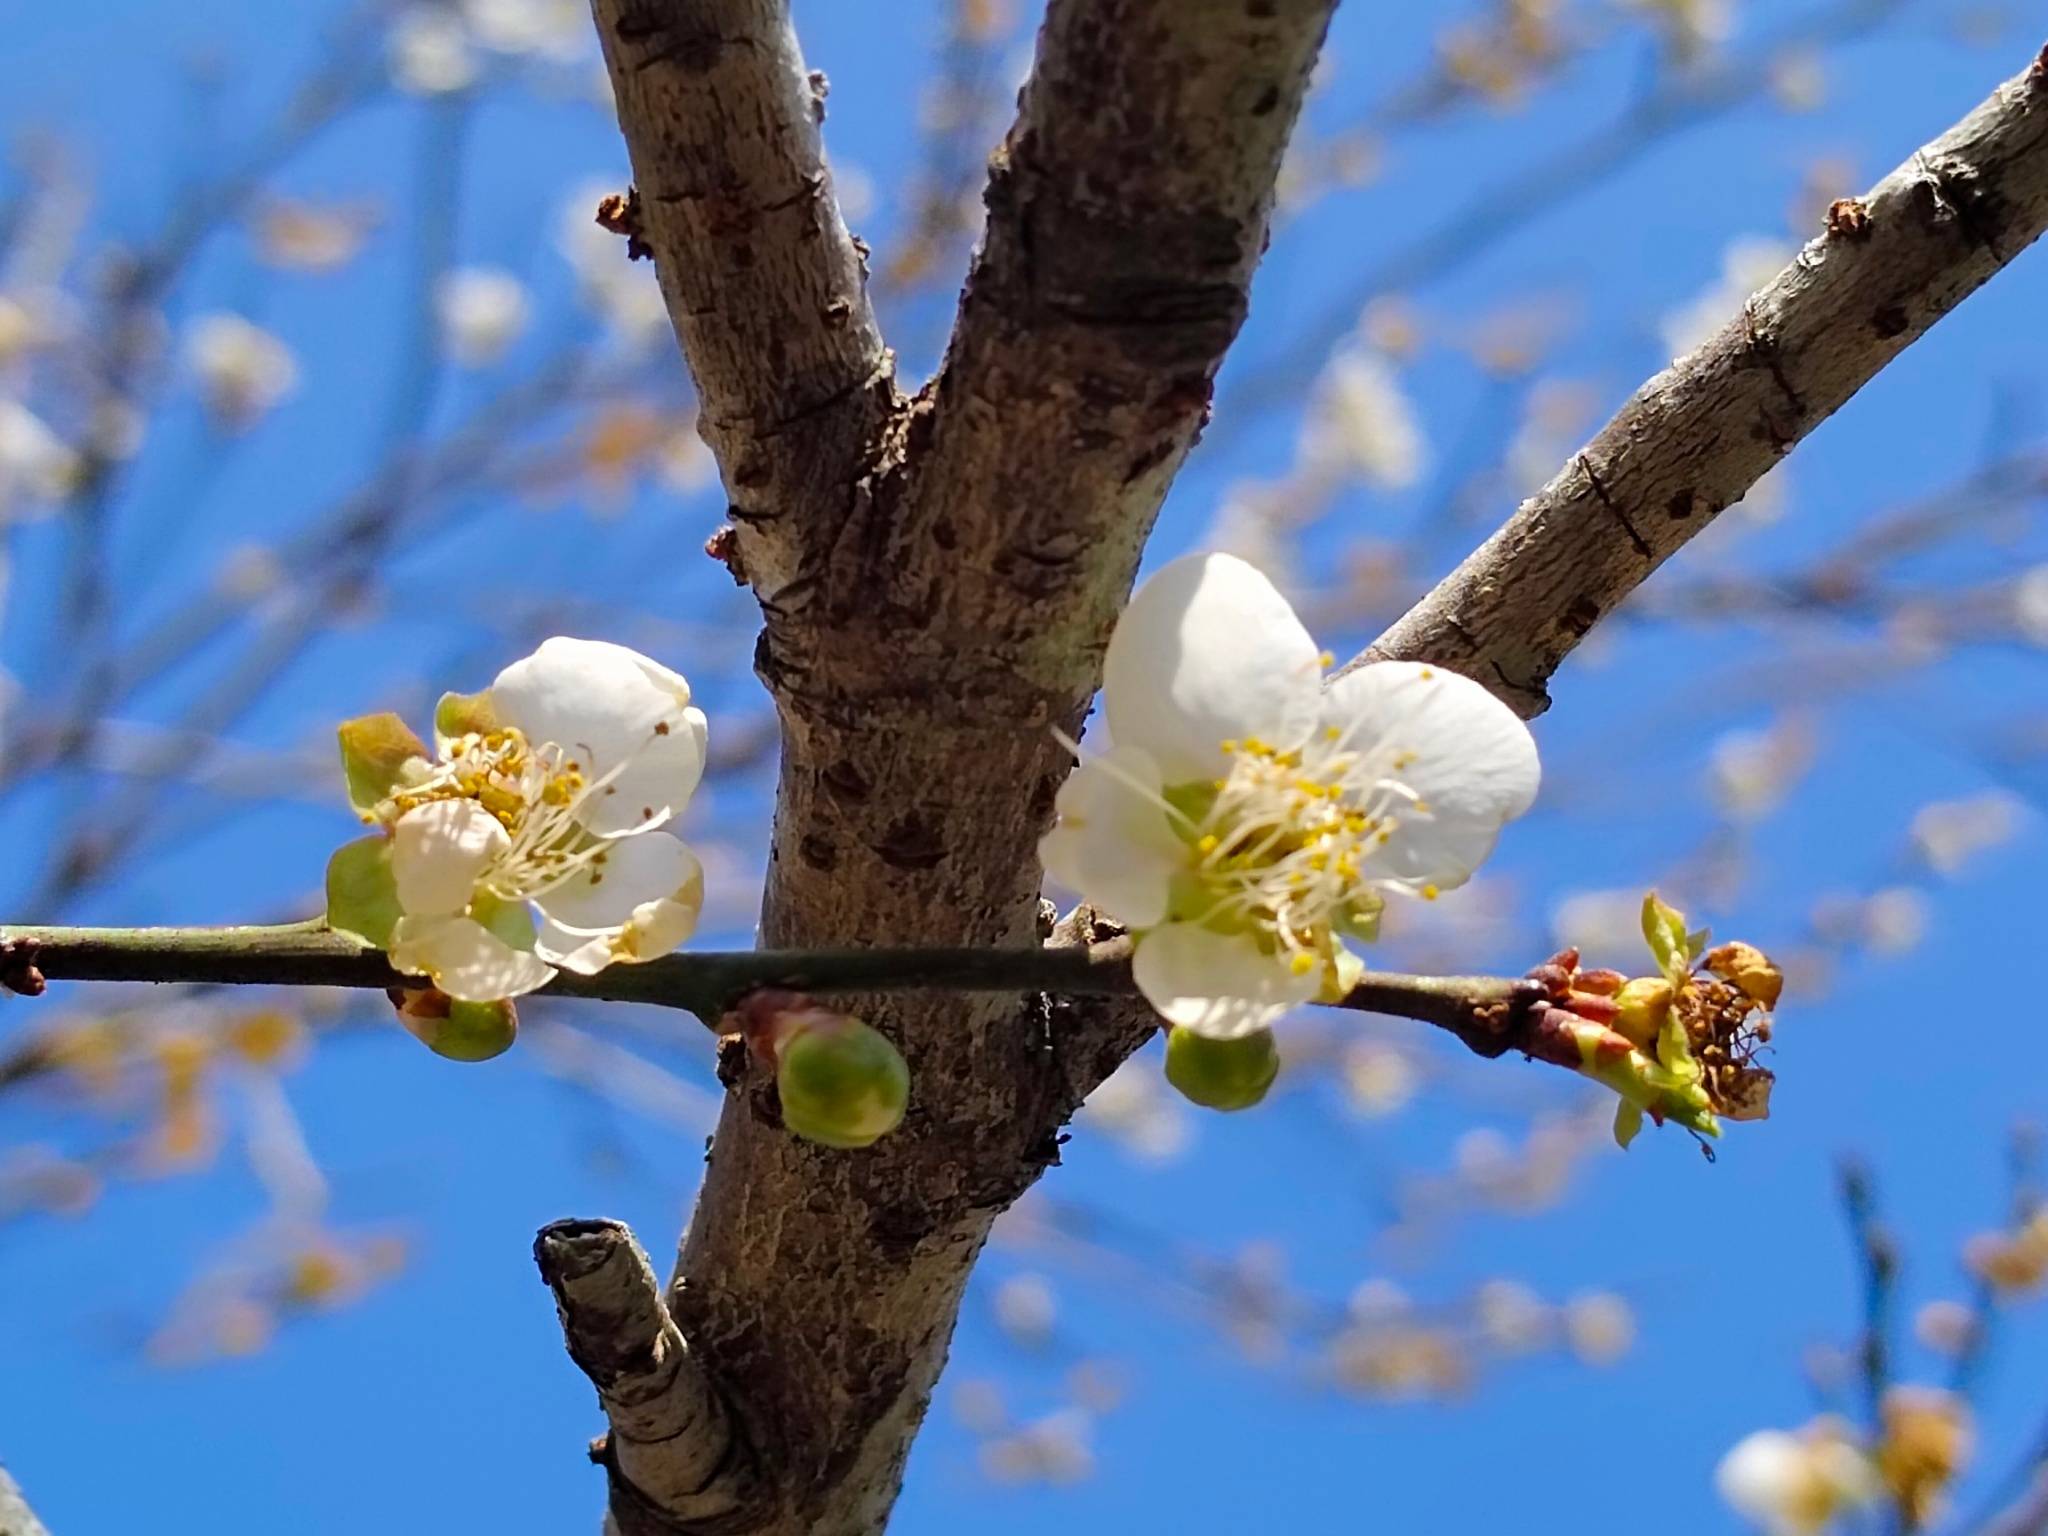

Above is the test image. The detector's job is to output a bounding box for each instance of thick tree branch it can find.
[579,2,1344,1531]
[590,0,897,601]
[1358,42,2048,715]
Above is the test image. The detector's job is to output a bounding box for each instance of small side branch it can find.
[534,1219,762,1531]
[0,922,1541,1058]
[1357,42,2048,716]
[1839,1158,1900,1427]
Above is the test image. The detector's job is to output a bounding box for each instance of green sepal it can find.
[1613,1100,1645,1150]
[1335,894,1383,944]
[393,989,519,1062]
[338,712,430,816]
[470,890,538,953]
[325,835,401,948]
[434,688,499,753]
[776,1016,911,1149]
[1164,1026,1281,1112]
[431,998,519,1061]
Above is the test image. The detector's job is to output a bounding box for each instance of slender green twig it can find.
[0,921,1541,1050]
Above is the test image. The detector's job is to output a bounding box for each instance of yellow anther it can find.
[1220,739,1238,754]
[1318,649,1335,668]
[1289,951,1317,977]
[1324,725,1341,741]
[1421,884,1439,901]
[1197,834,1220,854]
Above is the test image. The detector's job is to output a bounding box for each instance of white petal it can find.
[584,704,707,840]
[390,800,509,917]
[490,637,706,837]
[1714,1431,1809,1536]
[534,833,704,973]
[624,889,701,957]
[1324,661,1540,891]
[389,913,556,1001]
[1038,747,1183,929]
[1104,553,1323,783]
[1130,921,1318,1039]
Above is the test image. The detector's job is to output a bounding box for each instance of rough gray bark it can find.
[1358,43,2048,715]
[579,1,1337,1531]
[591,0,895,609]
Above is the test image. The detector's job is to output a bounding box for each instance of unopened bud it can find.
[1164,1026,1281,1112]
[1702,941,1784,1009]
[1573,968,1627,997]
[752,1001,909,1149]
[390,986,518,1061]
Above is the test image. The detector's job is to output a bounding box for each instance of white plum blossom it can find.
[1716,1423,1879,1536]
[1040,553,1539,1039]
[461,0,587,59]
[1707,718,1813,823]
[389,8,479,95]
[373,639,708,1001]
[1908,789,2026,876]
[436,267,529,366]
[1625,0,1734,61]
[1298,348,1427,490]
[186,313,298,430]
[0,400,81,510]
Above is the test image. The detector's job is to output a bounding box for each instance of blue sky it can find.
[3,1,2047,1532]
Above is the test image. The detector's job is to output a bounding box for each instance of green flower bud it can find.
[337,712,430,817]
[776,1013,910,1149]
[1164,1026,1280,1112]
[391,987,518,1062]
